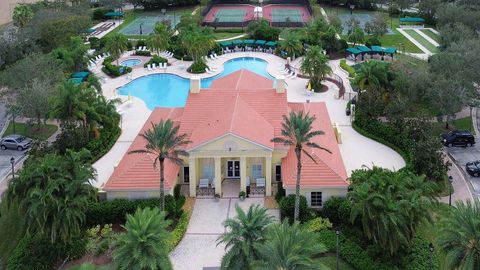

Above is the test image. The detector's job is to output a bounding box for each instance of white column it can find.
[240,156,247,193]
[189,158,197,197]
[190,75,200,93]
[276,75,285,93]
[265,156,272,196]
[214,157,222,196]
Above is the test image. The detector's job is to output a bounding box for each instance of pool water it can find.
[118,57,274,110]
[121,59,142,67]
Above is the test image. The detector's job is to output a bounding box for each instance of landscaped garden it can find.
[3,122,58,141]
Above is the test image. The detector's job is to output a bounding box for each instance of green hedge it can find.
[86,127,120,163]
[213,28,244,33]
[279,194,313,224]
[144,55,167,68]
[102,63,132,77]
[135,50,151,56]
[85,195,185,227]
[188,62,208,74]
[317,230,398,270]
[320,197,351,226]
[168,211,190,251]
[340,59,356,78]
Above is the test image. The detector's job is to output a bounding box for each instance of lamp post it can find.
[448,175,453,206]
[335,227,340,270]
[168,3,176,27]
[139,22,143,35]
[429,243,434,270]
[349,4,355,15]
[469,104,474,132]
[10,157,15,180]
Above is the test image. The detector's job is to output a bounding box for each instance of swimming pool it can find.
[118,57,274,109]
[121,59,142,67]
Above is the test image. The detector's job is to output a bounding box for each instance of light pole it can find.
[429,243,434,270]
[469,105,474,132]
[168,3,176,27]
[10,157,15,180]
[448,175,453,206]
[335,227,340,270]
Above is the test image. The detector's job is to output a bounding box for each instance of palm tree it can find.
[436,200,480,270]
[113,207,173,270]
[353,60,388,91]
[105,33,128,65]
[279,30,303,60]
[129,120,190,211]
[51,81,89,122]
[217,204,274,269]
[147,22,171,56]
[271,111,331,222]
[180,25,215,66]
[300,45,332,91]
[254,220,328,270]
[348,26,365,47]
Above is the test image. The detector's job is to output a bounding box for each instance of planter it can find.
[239,191,246,201]
[214,194,220,202]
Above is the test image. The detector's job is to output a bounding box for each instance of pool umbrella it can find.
[255,40,266,46]
[265,41,277,47]
[232,40,243,46]
[72,71,89,79]
[243,39,254,45]
[371,46,384,54]
[104,11,124,17]
[86,28,95,33]
[219,41,232,47]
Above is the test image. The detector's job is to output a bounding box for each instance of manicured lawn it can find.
[432,116,475,136]
[421,29,441,44]
[3,122,58,141]
[404,29,439,53]
[213,32,245,40]
[322,6,422,53]
[317,255,356,270]
[66,263,111,270]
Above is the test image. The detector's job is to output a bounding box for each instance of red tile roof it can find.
[282,103,349,188]
[104,69,348,191]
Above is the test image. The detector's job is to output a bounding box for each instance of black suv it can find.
[441,130,475,147]
[466,160,480,177]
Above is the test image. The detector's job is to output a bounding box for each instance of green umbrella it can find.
[219,41,232,47]
[265,41,277,47]
[244,39,254,45]
[232,40,243,46]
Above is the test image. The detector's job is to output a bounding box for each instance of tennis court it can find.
[215,9,246,22]
[263,5,311,23]
[119,12,180,36]
[204,5,254,23]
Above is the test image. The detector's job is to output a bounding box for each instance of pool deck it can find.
[90,51,405,188]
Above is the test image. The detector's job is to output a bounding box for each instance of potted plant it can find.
[239,191,246,201]
[214,193,220,202]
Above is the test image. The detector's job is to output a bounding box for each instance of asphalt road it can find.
[447,141,480,201]
[0,148,25,191]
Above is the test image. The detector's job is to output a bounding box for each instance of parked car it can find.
[466,160,480,177]
[441,130,475,147]
[0,135,32,151]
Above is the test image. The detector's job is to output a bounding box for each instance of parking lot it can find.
[447,141,480,201]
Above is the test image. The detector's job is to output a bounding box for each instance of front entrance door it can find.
[227,160,240,178]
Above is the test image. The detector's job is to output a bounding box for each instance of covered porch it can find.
[187,155,273,198]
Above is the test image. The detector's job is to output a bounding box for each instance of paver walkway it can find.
[169,198,279,270]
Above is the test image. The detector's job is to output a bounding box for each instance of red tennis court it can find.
[204,5,255,23]
[262,4,311,23]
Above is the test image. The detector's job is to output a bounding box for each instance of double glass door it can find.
[227,160,240,178]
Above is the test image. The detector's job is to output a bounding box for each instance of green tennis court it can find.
[119,13,180,36]
[215,9,246,22]
[272,9,303,22]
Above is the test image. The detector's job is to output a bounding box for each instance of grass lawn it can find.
[66,263,111,270]
[322,6,423,53]
[213,32,245,40]
[431,116,475,136]
[420,29,441,44]
[404,29,439,53]
[3,122,58,141]
[317,255,356,270]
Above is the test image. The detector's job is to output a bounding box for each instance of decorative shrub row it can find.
[278,194,314,224]
[85,195,185,227]
[340,59,356,78]
[144,55,168,68]
[168,211,190,251]
[102,62,132,77]
[86,127,120,163]
[319,196,351,226]
[7,234,87,270]
[135,50,151,56]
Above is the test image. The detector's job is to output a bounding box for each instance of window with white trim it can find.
[311,192,323,207]
[251,164,263,179]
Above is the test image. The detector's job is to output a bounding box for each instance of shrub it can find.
[88,37,101,50]
[213,28,243,33]
[135,50,151,56]
[275,181,286,202]
[401,236,438,270]
[279,194,313,224]
[168,211,190,250]
[338,38,348,51]
[86,126,121,163]
[173,184,182,200]
[143,55,167,68]
[304,217,332,232]
[92,8,107,20]
[321,196,351,225]
[365,36,381,47]
[340,59,356,78]
[7,235,64,270]
[136,39,147,47]
[188,61,208,74]
[102,63,132,77]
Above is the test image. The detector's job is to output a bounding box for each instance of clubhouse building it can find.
[104,69,349,207]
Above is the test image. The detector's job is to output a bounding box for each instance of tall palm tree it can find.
[353,60,388,91]
[271,111,331,222]
[217,204,274,269]
[105,33,128,65]
[279,30,303,60]
[147,22,171,56]
[113,207,173,270]
[436,200,480,270]
[129,120,190,211]
[300,45,332,91]
[254,220,328,270]
[180,25,215,65]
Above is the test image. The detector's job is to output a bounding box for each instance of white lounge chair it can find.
[199,178,209,189]
[209,54,215,60]
[213,53,219,59]
[162,63,168,70]
[256,178,266,188]
[205,68,213,74]
[147,64,152,71]
[152,63,157,69]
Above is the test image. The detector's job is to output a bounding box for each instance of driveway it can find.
[169,198,279,270]
[447,143,480,201]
